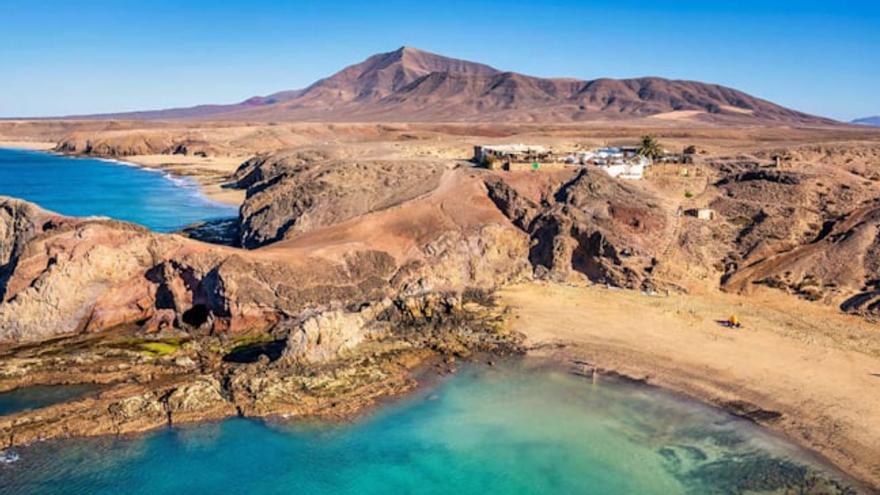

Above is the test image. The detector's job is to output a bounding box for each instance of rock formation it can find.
[231,150,447,247]
[485,168,670,290]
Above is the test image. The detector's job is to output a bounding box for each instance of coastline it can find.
[0,140,245,207]
[117,154,246,207]
[2,122,880,490]
[0,140,56,151]
[499,281,880,492]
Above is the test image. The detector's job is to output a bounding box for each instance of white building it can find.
[599,155,650,179]
[562,145,652,179]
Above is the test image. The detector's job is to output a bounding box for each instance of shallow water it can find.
[0,148,237,232]
[0,384,101,416]
[0,363,854,494]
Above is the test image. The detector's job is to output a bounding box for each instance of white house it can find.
[597,155,650,180]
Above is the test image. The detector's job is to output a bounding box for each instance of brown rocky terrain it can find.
[485,168,670,289]
[673,144,880,319]
[3,120,880,490]
[231,149,449,247]
[0,158,531,444]
[56,47,836,125]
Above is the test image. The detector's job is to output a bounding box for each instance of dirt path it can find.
[499,282,880,491]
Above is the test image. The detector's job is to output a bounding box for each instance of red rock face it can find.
[485,168,670,290]
[0,162,531,343]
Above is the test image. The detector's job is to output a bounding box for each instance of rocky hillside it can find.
[230,150,448,248]
[0,158,534,343]
[0,140,685,343]
[67,47,834,126]
[6,136,880,448]
[709,147,880,317]
[484,169,670,290]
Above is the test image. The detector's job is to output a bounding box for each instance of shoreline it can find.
[0,281,873,491]
[114,153,246,207]
[0,141,245,207]
[0,140,56,151]
[500,281,880,492]
[1,348,866,492]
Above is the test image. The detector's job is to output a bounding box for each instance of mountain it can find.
[66,46,835,125]
[852,116,880,127]
[76,89,305,120]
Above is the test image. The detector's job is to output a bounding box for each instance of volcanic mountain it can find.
[75,46,835,125]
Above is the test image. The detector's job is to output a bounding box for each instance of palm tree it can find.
[638,135,661,159]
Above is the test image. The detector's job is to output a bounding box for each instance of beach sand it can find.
[0,140,56,151]
[120,154,246,206]
[500,282,880,491]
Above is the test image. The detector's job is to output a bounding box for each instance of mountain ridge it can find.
[57,46,837,125]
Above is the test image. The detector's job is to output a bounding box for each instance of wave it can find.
[0,449,20,464]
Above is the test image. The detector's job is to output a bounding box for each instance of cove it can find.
[0,362,854,494]
[0,148,237,232]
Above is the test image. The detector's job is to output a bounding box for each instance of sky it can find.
[0,0,877,121]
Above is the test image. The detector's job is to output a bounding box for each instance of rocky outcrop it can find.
[233,151,447,248]
[485,169,670,290]
[0,198,50,300]
[710,158,880,312]
[282,300,392,364]
[0,158,529,343]
[0,287,521,446]
[0,218,404,341]
[55,131,227,158]
[0,210,186,342]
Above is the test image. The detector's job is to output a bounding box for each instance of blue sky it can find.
[0,0,877,120]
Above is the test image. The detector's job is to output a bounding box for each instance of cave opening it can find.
[181,304,210,327]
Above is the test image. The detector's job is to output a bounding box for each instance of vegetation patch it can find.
[138,341,183,357]
[106,337,188,358]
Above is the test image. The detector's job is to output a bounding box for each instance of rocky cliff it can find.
[0,153,532,344]
[0,157,531,444]
[485,168,670,290]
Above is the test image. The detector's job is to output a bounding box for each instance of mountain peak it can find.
[376,46,499,75]
[67,46,836,126]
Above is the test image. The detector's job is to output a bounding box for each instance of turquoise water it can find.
[0,363,853,494]
[0,148,237,232]
[0,384,101,416]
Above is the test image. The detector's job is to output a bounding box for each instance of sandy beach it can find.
[500,282,880,490]
[0,140,56,151]
[120,154,246,206]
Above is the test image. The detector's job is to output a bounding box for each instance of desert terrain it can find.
[2,46,880,491]
[3,118,880,490]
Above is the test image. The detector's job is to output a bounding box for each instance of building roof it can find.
[479,144,548,154]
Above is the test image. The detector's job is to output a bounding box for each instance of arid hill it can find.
[64,47,834,125]
[853,116,880,127]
